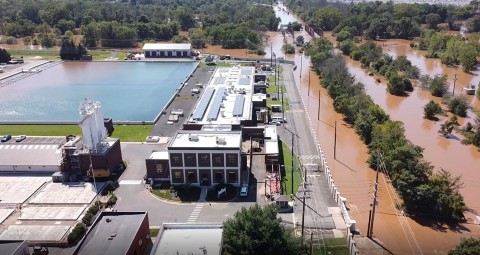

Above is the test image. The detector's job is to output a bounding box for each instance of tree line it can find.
[0,0,279,51]
[305,37,466,222]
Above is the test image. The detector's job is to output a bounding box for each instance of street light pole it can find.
[291,131,294,195]
[334,121,337,160]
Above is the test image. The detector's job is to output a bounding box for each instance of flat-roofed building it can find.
[0,240,29,255]
[168,130,242,187]
[73,211,150,255]
[264,125,280,170]
[187,66,256,127]
[152,223,223,255]
[145,151,170,182]
[143,43,192,58]
[0,138,64,173]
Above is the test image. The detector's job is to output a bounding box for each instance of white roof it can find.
[149,151,169,160]
[265,140,279,154]
[169,131,241,149]
[155,224,223,255]
[188,66,255,125]
[143,43,192,50]
[264,125,278,141]
[0,143,62,167]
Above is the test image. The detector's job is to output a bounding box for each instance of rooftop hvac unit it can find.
[216,137,226,145]
[189,134,199,141]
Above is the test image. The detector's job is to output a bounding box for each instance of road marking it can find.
[119,180,142,185]
[300,155,320,160]
[187,203,205,223]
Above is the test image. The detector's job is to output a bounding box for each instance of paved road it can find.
[114,143,258,226]
[279,64,339,230]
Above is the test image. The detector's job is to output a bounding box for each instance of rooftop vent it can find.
[189,134,199,141]
[106,218,112,223]
[216,137,226,145]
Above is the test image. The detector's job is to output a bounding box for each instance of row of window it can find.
[170,153,238,168]
[171,169,238,184]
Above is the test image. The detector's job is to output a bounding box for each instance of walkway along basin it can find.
[0,61,197,122]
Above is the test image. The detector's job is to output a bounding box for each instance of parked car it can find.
[32,246,49,255]
[15,135,26,142]
[1,135,12,142]
[240,186,248,197]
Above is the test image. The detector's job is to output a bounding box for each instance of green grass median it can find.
[281,141,302,196]
[0,124,152,142]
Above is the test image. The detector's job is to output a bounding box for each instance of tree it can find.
[448,96,469,117]
[423,100,443,120]
[449,238,480,255]
[222,204,307,255]
[289,21,302,31]
[387,75,406,96]
[295,36,305,46]
[426,13,441,29]
[190,28,207,49]
[0,48,12,63]
[420,74,449,97]
[311,6,343,31]
[458,43,477,72]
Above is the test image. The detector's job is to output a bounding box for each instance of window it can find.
[226,153,238,167]
[155,164,164,175]
[186,170,197,183]
[172,170,183,183]
[214,171,224,183]
[184,153,197,167]
[212,153,224,167]
[227,171,238,183]
[198,153,210,167]
[171,153,183,167]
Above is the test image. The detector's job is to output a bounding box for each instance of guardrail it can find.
[286,62,359,255]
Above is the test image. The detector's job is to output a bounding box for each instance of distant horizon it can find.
[327,0,470,6]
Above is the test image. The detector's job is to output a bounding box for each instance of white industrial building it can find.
[143,43,192,58]
[187,66,256,126]
[0,141,63,172]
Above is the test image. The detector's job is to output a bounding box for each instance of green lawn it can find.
[312,238,349,255]
[0,124,152,142]
[149,228,160,238]
[281,141,302,196]
[151,189,180,202]
[8,49,127,61]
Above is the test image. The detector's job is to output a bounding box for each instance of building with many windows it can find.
[168,130,242,187]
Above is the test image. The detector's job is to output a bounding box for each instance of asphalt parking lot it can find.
[0,135,65,145]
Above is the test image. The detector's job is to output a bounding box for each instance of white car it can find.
[15,135,26,142]
[240,186,248,197]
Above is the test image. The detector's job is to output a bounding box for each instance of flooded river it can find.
[273,3,480,254]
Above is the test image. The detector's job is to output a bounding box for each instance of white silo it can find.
[79,97,108,152]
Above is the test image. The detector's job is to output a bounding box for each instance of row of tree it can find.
[0,0,279,50]
[305,37,466,221]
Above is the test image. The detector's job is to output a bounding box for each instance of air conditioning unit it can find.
[189,134,199,141]
[216,137,226,145]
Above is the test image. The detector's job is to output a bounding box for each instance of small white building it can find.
[143,43,192,58]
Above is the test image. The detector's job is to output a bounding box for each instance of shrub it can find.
[67,223,87,245]
[106,193,118,207]
[448,96,469,117]
[82,212,94,226]
[424,100,443,120]
[387,75,405,96]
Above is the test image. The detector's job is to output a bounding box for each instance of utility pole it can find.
[270,42,273,68]
[317,89,320,120]
[291,131,294,195]
[452,73,458,96]
[301,166,307,242]
[334,121,337,160]
[300,55,303,79]
[309,232,313,255]
[308,69,311,96]
[368,152,381,238]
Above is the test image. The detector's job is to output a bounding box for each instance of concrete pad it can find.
[0,225,70,242]
[0,177,49,204]
[328,207,347,230]
[19,207,86,221]
[0,209,15,223]
[29,182,101,204]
